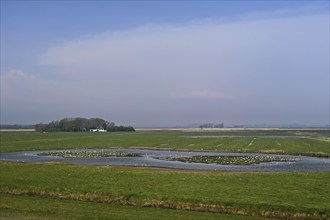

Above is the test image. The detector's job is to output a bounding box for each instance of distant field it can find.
[136,127,330,132]
[0,130,329,220]
[1,130,329,157]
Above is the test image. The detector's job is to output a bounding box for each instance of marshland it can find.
[1,129,329,219]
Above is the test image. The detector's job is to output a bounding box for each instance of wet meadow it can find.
[0,129,329,219]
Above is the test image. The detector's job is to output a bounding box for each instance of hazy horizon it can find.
[1,1,329,127]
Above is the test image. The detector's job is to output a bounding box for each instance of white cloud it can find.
[39,13,328,99]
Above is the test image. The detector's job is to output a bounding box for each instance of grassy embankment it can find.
[0,130,329,219]
[2,193,268,220]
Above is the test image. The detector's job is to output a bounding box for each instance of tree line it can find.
[199,123,224,129]
[0,124,34,129]
[35,117,135,132]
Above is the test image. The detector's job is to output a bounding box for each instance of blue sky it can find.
[1,1,329,126]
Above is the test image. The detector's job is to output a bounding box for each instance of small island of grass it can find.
[162,155,300,165]
[38,151,139,158]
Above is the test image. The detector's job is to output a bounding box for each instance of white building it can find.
[90,128,107,132]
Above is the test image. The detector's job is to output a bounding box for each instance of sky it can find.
[1,1,329,127]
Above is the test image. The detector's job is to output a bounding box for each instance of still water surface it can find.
[1,148,329,172]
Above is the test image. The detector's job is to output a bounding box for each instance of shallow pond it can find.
[1,148,329,172]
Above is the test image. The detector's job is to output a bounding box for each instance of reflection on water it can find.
[1,148,329,172]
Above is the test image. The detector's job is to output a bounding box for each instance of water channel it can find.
[1,148,329,172]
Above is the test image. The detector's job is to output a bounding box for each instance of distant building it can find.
[90,128,107,132]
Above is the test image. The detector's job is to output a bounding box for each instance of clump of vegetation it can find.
[34,117,135,132]
[38,151,139,158]
[162,155,300,165]
[107,125,135,132]
[199,123,224,128]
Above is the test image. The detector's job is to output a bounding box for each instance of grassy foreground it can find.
[1,130,329,157]
[1,193,269,220]
[0,130,329,219]
[1,161,329,219]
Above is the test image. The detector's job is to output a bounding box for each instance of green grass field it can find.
[0,130,329,219]
[1,193,275,220]
[1,130,329,157]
